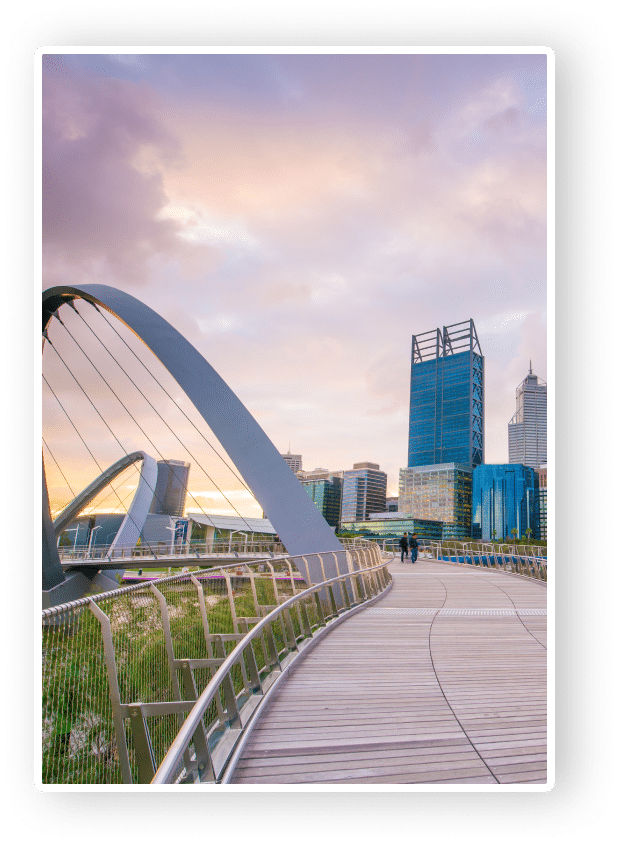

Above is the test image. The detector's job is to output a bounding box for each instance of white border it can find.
[35,45,554,796]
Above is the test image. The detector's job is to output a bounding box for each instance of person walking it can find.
[410,533,419,564]
[399,532,409,562]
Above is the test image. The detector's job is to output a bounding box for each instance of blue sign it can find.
[174,519,188,543]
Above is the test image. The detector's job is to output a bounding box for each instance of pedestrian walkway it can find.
[229,557,547,785]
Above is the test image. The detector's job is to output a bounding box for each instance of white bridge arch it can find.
[42,285,346,607]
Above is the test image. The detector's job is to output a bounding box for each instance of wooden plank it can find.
[229,557,546,785]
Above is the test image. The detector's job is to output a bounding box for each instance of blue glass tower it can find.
[472,464,539,541]
[408,320,484,469]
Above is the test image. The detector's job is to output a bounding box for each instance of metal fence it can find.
[423,540,547,581]
[57,537,287,562]
[41,541,387,785]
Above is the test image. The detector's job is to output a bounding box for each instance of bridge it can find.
[41,285,548,787]
[41,542,547,786]
[227,555,546,785]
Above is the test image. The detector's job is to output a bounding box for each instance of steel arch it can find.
[53,450,158,556]
[42,285,345,604]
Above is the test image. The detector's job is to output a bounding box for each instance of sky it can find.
[41,50,548,514]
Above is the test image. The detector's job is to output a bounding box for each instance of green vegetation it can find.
[42,571,322,784]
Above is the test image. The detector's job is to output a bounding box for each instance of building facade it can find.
[408,319,484,470]
[472,463,539,542]
[399,463,472,539]
[537,464,547,541]
[508,366,547,469]
[341,463,387,523]
[300,475,342,528]
[149,459,190,518]
[340,514,443,541]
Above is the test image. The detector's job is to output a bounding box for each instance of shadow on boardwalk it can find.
[229,557,547,785]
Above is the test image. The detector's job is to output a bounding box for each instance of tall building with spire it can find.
[508,365,547,470]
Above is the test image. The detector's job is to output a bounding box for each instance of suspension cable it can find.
[65,303,255,531]
[44,331,193,525]
[90,303,255,496]
[42,370,159,558]
[42,437,77,500]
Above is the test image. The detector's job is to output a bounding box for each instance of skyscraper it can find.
[341,463,387,523]
[508,366,547,469]
[149,459,191,518]
[408,319,484,470]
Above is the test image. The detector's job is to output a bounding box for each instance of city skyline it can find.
[42,51,548,511]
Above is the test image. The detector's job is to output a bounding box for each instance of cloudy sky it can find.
[42,50,548,515]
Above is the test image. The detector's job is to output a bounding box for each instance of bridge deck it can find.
[229,557,547,785]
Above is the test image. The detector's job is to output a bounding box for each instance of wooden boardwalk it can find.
[229,557,547,785]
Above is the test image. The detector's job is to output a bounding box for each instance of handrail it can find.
[426,540,547,581]
[42,539,387,784]
[42,541,373,619]
[56,536,373,562]
[152,557,392,784]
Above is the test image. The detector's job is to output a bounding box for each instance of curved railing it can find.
[57,536,375,563]
[41,540,391,785]
[152,556,393,784]
[425,540,547,581]
[56,538,287,563]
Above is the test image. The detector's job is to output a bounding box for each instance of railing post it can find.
[212,635,241,729]
[87,600,133,784]
[129,705,156,783]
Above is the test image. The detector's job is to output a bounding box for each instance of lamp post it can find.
[87,525,102,558]
[164,523,178,555]
[228,530,248,553]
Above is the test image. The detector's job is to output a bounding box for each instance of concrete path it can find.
[229,556,547,785]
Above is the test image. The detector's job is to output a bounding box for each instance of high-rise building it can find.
[399,463,472,539]
[341,463,387,523]
[472,463,539,542]
[300,475,342,528]
[408,319,484,470]
[508,365,547,469]
[149,459,191,518]
[281,450,302,473]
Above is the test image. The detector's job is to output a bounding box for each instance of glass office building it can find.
[408,320,484,470]
[340,463,387,523]
[399,463,472,539]
[340,515,443,541]
[537,464,547,541]
[300,476,342,528]
[472,463,539,541]
[508,366,547,470]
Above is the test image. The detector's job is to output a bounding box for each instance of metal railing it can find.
[41,541,389,785]
[424,540,547,581]
[380,538,546,560]
[57,538,287,562]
